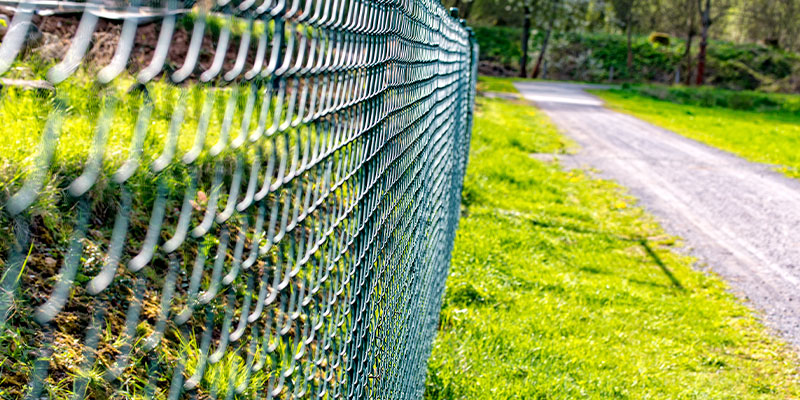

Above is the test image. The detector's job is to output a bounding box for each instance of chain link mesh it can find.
[0,0,476,398]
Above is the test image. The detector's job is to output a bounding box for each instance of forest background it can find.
[451,0,800,93]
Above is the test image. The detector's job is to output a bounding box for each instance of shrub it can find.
[473,25,522,69]
[649,32,671,46]
[728,92,756,110]
[618,84,800,114]
[474,26,800,93]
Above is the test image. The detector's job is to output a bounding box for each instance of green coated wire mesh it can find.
[0,0,476,398]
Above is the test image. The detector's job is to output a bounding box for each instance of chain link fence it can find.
[0,0,476,398]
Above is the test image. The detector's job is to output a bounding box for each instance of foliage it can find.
[605,83,800,112]
[649,32,671,46]
[609,0,639,31]
[705,41,800,90]
[734,0,800,52]
[473,25,523,68]
[549,31,682,81]
[593,88,800,179]
[424,95,800,399]
[475,26,800,91]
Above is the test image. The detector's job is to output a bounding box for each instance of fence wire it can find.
[0,0,476,398]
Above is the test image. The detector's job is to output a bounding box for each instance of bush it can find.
[619,84,799,113]
[728,92,756,110]
[473,25,522,69]
[473,26,800,93]
[649,32,671,46]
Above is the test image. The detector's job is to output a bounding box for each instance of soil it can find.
[23,13,258,81]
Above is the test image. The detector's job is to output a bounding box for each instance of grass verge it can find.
[477,75,521,93]
[592,88,800,179]
[424,96,800,399]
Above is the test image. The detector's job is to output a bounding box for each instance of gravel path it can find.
[514,81,800,346]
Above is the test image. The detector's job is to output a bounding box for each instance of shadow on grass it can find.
[639,239,684,290]
[521,214,685,290]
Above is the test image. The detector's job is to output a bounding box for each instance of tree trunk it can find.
[520,5,532,78]
[532,0,559,79]
[696,26,707,85]
[462,0,473,19]
[683,4,695,85]
[696,0,711,85]
[683,33,694,85]
[532,28,551,78]
[626,23,633,72]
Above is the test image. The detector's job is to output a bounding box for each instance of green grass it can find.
[0,68,268,398]
[425,96,800,399]
[476,75,595,94]
[608,84,800,113]
[592,88,800,179]
[477,75,521,93]
[0,20,307,399]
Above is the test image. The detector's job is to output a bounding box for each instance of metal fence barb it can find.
[0,0,477,398]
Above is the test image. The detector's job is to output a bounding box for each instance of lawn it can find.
[424,95,800,399]
[0,75,267,398]
[592,88,800,179]
[0,67,284,397]
[476,75,591,94]
[477,75,522,93]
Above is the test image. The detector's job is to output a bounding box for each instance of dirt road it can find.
[514,81,800,346]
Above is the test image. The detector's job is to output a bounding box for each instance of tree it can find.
[520,3,533,76]
[695,0,730,85]
[611,0,640,73]
[737,0,800,51]
[681,0,698,84]
[695,0,711,84]
[532,0,561,78]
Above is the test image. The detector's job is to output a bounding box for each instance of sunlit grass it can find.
[0,73,256,185]
[476,75,521,94]
[592,88,800,180]
[425,96,800,399]
[476,75,591,94]
[0,69,280,398]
